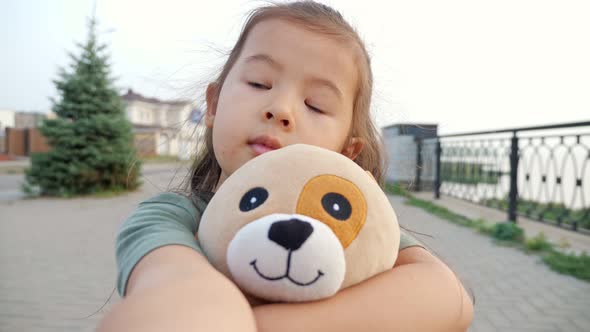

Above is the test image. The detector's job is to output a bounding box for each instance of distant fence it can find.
[415,121,590,234]
[3,127,169,158]
[4,127,51,156]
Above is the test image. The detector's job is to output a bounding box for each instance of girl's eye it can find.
[248,82,270,90]
[305,102,324,114]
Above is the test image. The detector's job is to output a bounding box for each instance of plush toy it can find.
[198,144,400,303]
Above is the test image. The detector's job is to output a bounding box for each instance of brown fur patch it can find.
[296,175,367,248]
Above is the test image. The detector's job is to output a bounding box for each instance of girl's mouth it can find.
[250,143,276,155]
[248,135,282,156]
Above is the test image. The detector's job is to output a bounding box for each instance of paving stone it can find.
[2,171,589,331]
[388,195,590,332]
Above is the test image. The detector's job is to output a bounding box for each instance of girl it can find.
[99,1,473,331]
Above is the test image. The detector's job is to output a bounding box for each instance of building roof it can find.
[382,123,439,130]
[122,89,191,106]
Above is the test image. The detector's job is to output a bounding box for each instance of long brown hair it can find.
[181,1,475,310]
[187,1,385,196]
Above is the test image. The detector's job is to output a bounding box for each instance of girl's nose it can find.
[262,88,295,130]
[265,111,292,129]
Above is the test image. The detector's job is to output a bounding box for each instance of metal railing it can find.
[425,121,590,234]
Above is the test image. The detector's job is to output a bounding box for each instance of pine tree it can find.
[25,18,141,196]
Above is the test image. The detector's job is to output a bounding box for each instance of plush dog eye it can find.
[239,187,269,212]
[321,192,352,221]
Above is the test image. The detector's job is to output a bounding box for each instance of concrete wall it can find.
[383,130,438,190]
[419,139,437,190]
[384,135,418,183]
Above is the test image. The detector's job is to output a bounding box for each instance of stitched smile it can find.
[250,251,324,286]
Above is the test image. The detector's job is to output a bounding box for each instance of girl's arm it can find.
[254,246,474,332]
[97,245,257,332]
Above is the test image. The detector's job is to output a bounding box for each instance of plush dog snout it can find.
[268,219,313,251]
[226,213,346,302]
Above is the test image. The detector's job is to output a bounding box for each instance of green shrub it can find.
[525,233,554,252]
[491,222,524,242]
[472,219,495,235]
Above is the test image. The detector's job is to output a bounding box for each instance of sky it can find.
[1,0,589,134]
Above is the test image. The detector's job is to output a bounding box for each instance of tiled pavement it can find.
[389,195,590,332]
[1,165,589,331]
[0,165,188,332]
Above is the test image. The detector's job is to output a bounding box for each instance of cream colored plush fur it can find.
[198,144,400,302]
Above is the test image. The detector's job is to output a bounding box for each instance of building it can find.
[122,89,205,160]
[2,110,52,155]
[0,109,16,131]
[0,110,16,153]
[15,111,47,128]
[382,123,438,139]
[382,123,438,190]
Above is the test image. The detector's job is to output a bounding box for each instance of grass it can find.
[484,197,590,231]
[440,162,500,185]
[385,183,474,228]
[22,182,141,200]
[543,251,590,281]
[0,166,26,174]
[525,233,554,252]
[385,182,590,282]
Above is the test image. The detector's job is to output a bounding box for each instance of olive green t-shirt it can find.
[115,192,424,297]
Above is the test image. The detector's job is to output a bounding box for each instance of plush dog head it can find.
[198,144,400,302]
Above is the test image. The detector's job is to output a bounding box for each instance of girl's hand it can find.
[253,247,473,332]
[98,245,256,332]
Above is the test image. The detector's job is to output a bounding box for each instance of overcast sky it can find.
[1,0,589,134]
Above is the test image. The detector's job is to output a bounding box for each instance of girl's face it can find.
[206,19,361,188]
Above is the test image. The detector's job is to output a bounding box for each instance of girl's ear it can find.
[205,83,219,128]
[342,137,364,160]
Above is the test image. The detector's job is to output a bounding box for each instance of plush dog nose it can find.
[268,219,313,251]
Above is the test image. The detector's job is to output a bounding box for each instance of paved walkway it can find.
[1,168,589,331]
[414,192,590,254]
[0,165,189,332]
[390,194,590,332]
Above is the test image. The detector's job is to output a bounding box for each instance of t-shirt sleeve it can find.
[399,230,425,251]
[115,192,206,297]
